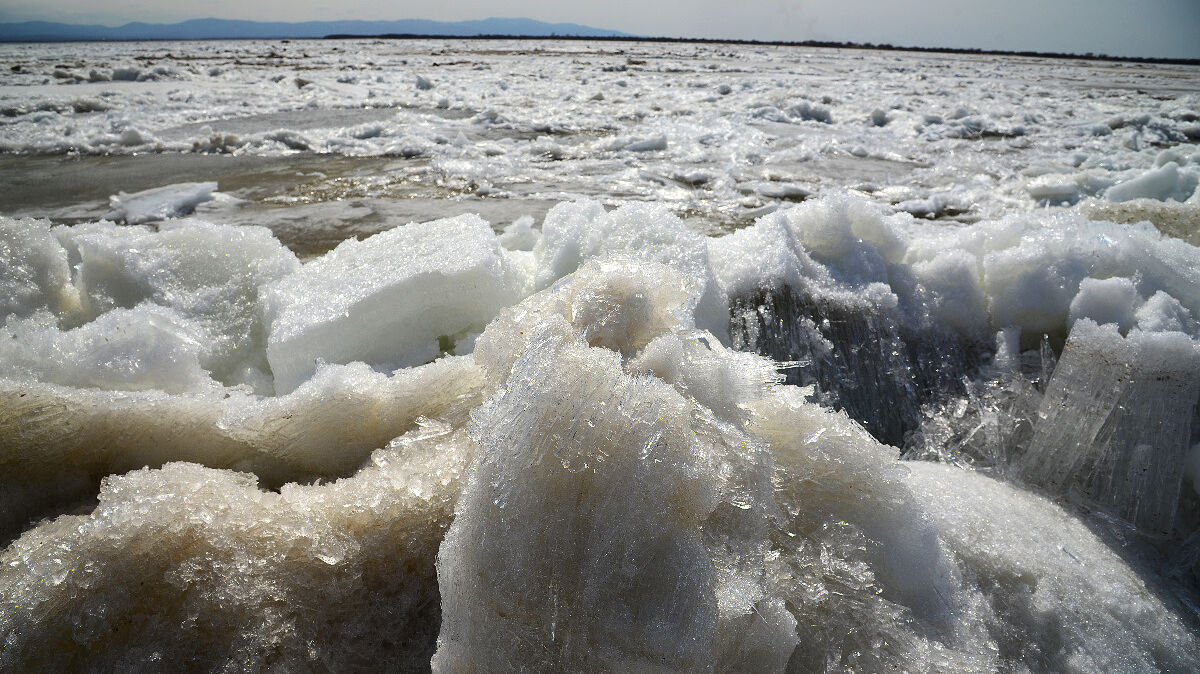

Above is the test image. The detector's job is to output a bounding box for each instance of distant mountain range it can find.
[0,17,631,42]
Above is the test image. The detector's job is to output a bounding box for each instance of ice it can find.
[0,422,473,672]
[0,217,80,319]
[1082,198,1200,246]
[533,201,729,340]
[2,252,1199,671]
[59,220,298,389]
[435,316,791,671]
[439,259,1198,671]
[1018,320,1200,534]
[264,213,521,393]
[1068,276,1140,334]
[1026,174,1094,207]
[1135,291,1198,334]
[437,260,959,670]
[907,462,1200,672]
[707,212,833,301]
[3,38,1200,667]
[629,331,781,425]
[0,356,484,542]
[3,40,1196,226]
[711,193,1200,449]
[894,192,970,219]
[110,66,140,81]
[2,218,297,391]
[1106,162,1199,203]
[937,213,1200,342]
[105,182,219,225]
[622,135,668,152]
[786,100,832,123]
[264,129,311,151]
[497,214,540,251]
[747,388,988,670]
[714,197,985,444]
[911,249,989,336]
[1189,444,1200,496]
[740,180,813,202]
[0,306,213,393]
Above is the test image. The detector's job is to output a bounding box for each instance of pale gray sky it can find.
[1,0,1197,59]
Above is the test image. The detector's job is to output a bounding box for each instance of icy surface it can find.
[3,39,1200,672]
[0,217,79,318]
[5,257,1196,672]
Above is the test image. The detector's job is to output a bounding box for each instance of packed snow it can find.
[1,38,1199,672]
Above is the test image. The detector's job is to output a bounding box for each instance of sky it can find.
[1,0,1197,60]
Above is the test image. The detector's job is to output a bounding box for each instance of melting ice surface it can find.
[1,39,1200,672]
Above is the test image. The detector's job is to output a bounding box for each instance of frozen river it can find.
[2,39,1198,245]
[2,39,1200,672]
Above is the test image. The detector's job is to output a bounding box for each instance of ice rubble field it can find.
[2,39,1199,232]
[1,39,1200,672]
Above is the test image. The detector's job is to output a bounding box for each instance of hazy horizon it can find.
[1,1,1197,60]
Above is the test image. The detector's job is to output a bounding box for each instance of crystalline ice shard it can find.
[1019,320,1200,534]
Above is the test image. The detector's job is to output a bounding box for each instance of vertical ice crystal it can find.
[713,198,988,446]
[1019,320,1200,534]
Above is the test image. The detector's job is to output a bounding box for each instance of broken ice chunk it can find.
[264,214,520,393]
[607,135,667,152]
[105,182,218,225]
[497,215,540,251]
[58,219,298,388]
[0,305,214,393]
[1106,162,1198,203]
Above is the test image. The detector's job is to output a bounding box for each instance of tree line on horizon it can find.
[322,33,1200,66]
